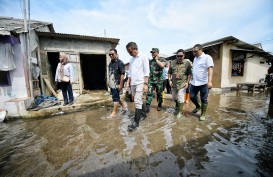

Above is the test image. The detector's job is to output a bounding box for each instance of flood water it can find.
[0,92,272,177]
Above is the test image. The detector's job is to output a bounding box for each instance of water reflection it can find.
[0,92,272,177]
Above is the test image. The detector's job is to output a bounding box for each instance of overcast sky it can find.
[1,0,272,63]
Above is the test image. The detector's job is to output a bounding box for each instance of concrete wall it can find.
[244,53,268,82]
[221,43,245,87]
[221,43,268,88]
[0,43,28,108]
[205,45,222,88]
[124,64,130,71]
[221,43,233,87]
[38,37,114,95]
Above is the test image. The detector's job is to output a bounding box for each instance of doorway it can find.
[47,52,59,86]
[80,54,107,90]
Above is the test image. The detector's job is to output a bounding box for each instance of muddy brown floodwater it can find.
[0,92,273,177]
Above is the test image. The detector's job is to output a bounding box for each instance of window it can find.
[232,62,244,76]
[232,50,245,76]
[0,71,11,86]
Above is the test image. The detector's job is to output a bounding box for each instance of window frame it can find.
[231,51,246,77]
[231,61,244,76]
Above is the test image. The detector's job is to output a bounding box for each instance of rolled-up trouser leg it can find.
[177,88,186,103]
[131,83,144,109]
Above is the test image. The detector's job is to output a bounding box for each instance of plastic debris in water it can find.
[0,110,7,122]
[53,111,64,116]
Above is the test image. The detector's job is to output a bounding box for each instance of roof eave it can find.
[37,31,120,44]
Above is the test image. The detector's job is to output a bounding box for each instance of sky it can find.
[0,0,273,63]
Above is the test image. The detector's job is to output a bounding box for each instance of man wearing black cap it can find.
[145,48,166,112]
[168,49,192,118]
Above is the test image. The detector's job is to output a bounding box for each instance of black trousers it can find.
[59,82,74,103]
[163,79,171,93]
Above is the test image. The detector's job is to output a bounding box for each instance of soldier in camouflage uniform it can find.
[168,49,192,118]
[145,48,166,112]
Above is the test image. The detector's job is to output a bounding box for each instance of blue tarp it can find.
[34,95,58,106]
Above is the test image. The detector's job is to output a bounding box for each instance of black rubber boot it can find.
[175,100,179,110]
[128,109,141,132]
[63,101,69,106]
[146,104,150,113]
[157,102,162,111]
[141,104,147,120]
[128,110,137,128]
[174,100,179,115]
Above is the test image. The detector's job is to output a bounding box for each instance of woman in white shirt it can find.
[55,52,74,106]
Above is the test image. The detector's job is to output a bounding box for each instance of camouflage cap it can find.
[150,48,159,53]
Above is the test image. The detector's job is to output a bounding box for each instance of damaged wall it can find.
[0,42,28,108]
[38,37,114,95]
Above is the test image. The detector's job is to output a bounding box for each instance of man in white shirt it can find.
[190,44,214,121]
[126,42,150,131]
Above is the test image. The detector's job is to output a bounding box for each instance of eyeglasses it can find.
[151,51,155,53]
[109,53,114,56]
[176,55,184,58]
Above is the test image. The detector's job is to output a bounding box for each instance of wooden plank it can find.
[78,56,83,94]
[68,53,81,94]
[43,78,58,98]
[37,48,45,95]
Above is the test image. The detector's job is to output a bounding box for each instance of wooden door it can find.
[67,53,83,94]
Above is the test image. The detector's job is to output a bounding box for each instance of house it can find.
[37,32,119,96]
[0,16,55,116]
[0,16,119,117]
[124,62,130,71]
[166,36,273,88]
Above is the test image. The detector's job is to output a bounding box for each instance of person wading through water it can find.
[168,49,192,118]
[126,42,149,132]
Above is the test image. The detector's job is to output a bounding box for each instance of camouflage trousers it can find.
[146,82,163,105]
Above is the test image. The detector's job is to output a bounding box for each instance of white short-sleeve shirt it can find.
[128,52,150,85]
[190,53,214,86]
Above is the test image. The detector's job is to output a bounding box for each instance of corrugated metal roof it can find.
[37,31,120,44]
[0,16,55,34]
[166,36,273,60]
[183,36,262,52]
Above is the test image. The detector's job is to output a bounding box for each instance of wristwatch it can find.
[144,82,148,85]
